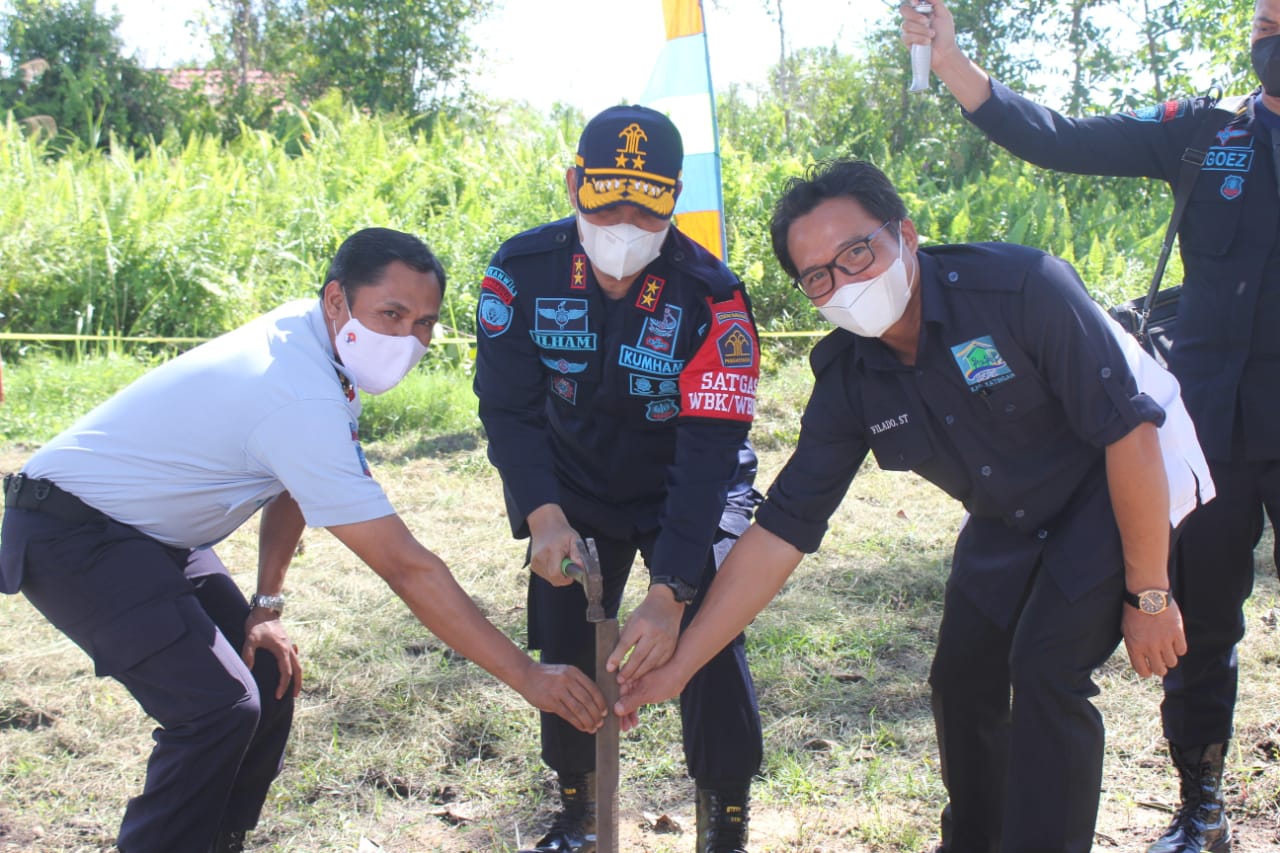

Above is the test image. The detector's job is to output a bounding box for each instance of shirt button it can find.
[1003,403,1016,414]
[555,232,568,244]
[916,369,925,377]
[673,251,685,262]
[1014,509,1025,519]
[1100,367,1112,379]
[945,415,955,425]
[980,465,992,477]
[948,271,959,282]
[1037,529,1049,540]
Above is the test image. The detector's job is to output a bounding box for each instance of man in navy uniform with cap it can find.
[474,105,764,853]
[903,2,1280,848]
[0,228,606,853]
[613,159,1205,853]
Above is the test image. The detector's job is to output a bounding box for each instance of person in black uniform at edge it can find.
[903,2,1280,850]
[473,104,764,853]
[610,159,1193,853]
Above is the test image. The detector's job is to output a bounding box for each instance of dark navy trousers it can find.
[1162,455,1280,746]
[527,523,763,789]
[930,562,1124,853]
[2,507,294,853]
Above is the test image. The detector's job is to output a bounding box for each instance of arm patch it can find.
[679,291,759,422]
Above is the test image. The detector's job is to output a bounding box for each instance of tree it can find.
[208,0,493,116]
[0,0,193,150]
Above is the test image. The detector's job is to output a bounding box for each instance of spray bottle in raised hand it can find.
[908,3,933,92]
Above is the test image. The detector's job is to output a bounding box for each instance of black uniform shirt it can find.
[756,244,1165,625]
[967,80,1280,462]
[474,218,760,589]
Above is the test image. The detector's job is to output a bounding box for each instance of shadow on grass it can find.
[364,429,484,466]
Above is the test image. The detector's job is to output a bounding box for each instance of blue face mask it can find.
[1253,34,1280,97]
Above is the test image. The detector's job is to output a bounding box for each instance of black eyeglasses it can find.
[792,220,894,300]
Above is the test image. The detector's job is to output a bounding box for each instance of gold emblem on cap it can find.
[617,122,648,170]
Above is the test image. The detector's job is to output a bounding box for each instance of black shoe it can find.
[1146,742,1232,853]
[519,772,597,853]
[210,829,247,853]
[696,784,750,853]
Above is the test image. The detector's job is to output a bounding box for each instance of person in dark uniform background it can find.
[474,105,764,853]
[0,228,606,853]
[612,159,1196,853]
[902,2,1280,849]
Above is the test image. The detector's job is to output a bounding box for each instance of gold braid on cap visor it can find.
[577,169,679,219]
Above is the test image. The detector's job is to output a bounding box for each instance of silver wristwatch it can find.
[249,593,286,614]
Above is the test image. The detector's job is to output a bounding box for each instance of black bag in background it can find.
[1104,93,1246,366]
[1108,284,1180,368]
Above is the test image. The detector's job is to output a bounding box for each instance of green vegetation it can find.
[3,360,1280,851]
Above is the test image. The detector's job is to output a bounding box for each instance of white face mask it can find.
[817,231,914,338]
[577,215,668,280]
[332,297,429,395]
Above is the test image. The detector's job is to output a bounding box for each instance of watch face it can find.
[1139,591,1168,614]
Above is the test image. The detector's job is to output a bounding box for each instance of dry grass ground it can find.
[3,358,1280,851]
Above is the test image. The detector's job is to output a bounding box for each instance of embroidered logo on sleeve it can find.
[951,336,1015,391]
[349,422,372,477]
[479,266,517,338]
[679,291,759,422]
[1124,100,1186,123]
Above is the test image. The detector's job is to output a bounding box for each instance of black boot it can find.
[519,772,597,853]
[1146,742,1232,853]
[209,829,247,853]
[695,784,750,853]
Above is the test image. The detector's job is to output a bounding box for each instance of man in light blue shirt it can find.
[1,228,606,853]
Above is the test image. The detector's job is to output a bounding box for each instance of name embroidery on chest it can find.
[869,413,910,435]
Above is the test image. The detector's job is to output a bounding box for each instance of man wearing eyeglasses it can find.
[612,159,1212,853]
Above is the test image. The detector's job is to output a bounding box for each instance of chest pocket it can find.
[862,386,932,472]
[965,372,1058,448]
[1181,156,1250,257]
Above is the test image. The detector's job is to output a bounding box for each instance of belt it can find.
[3,473,106,525]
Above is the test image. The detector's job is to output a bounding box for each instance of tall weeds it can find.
[0,96,1173,361]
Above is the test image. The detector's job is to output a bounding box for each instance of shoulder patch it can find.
[478,265,517,338]
[679,291,759,423]
[809,329,857,378]
[1122,99,1190,123]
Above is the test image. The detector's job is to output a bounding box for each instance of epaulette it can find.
[496,217,578,263]
[925,243,1045,293]
[808,328,857,377]
[664,227,742,301]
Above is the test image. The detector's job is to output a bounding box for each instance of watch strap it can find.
[249,593,286,614]
[649,575,697,604]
